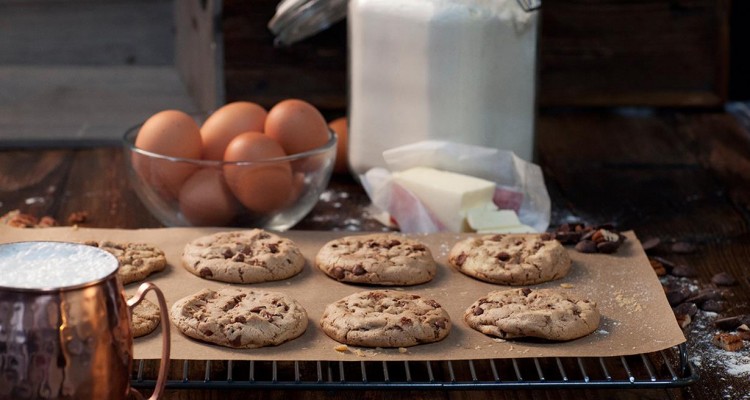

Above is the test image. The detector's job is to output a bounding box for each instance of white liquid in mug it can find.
[0,241,118,289]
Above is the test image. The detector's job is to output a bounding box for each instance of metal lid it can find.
[267,0,348,46]
[267,0,540,46]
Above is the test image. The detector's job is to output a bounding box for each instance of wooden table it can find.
[1,110,749,399]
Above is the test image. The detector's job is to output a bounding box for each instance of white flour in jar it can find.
[348,0,538,175]
[0,242,117,289]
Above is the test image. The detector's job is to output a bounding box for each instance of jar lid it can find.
[267,0,348,46]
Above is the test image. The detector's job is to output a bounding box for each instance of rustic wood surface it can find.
[1,110,749,399]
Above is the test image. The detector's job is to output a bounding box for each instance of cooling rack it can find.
[131,343,696,390]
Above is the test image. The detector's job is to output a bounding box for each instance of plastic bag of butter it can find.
[360,140,550,233]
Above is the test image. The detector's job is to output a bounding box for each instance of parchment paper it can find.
[0,226,685,361]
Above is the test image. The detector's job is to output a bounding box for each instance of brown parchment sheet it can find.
[0,226,685,361]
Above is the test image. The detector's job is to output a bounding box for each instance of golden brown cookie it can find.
[129,296,161,338]
[320,290,451,348]
[170,288,308,349]
[464,288,600,341]
[84,240,167,285]
[448,234,571,285]
[315,233,436,286]
[182,230,305,284]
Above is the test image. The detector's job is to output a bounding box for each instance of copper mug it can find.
[0,241,170,400]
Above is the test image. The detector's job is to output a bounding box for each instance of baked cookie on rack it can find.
[170,287,308,349]
[464,288,600,341]
[448,234,570,285]
[320,290,451,347]
[83,240,167,284]
[182,229,305,283]
[315,233,436,286]
[129,296,161,338]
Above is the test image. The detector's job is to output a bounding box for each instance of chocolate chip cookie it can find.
[129,296,161,338]
[182,230,305,283]
[170,288,308,349]
[320,290,451,347]
[315,234,436,286]
[464,288,600,341]
[83,240,167,285]
[448,234,571,285]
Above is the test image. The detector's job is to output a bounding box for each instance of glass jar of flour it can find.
[347,0,540,175]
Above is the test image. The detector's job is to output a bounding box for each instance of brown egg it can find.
[223,132,293,214]
[200,101,267,160]
[178,168,240,226]
[134,110,202,198]
[265,99,329,155]
[328,117,349,174]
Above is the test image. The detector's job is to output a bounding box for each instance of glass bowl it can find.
[122,124,336,230]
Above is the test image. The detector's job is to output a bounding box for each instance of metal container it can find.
[0,242,170,400]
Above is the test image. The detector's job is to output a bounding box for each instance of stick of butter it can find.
[467,208,537,234]
[392,167,495,232]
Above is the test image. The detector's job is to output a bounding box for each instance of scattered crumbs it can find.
[560,283,574,289]
[597,329,609,335]
[474,346,482,350]
[509,345,514,351]
[334,344,349,353]
[72,225,79,231]
[353,348,367,357]
[492,338,507,343]
[613,290,643,313]
[398,347,408,354]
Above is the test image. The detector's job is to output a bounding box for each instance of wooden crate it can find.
[176,0,730,113]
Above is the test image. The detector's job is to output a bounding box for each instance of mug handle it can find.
[127,282,171,400]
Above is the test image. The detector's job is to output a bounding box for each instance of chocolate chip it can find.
[714,316,744,331]
[267,243,279,253]
[554,231,582,245]
[497,252,511,262]
[386,239,401,248]
[412,244,426,251]
[250,306,266,313]
[203,330,214,337]
[671,241,697,254]
[641,237,661,252]
[575,240,597,253]
[434,319,447,329]
[352,265,367,275]
[400,317,413,326]
[666,287,691,306]
[454,252,467,267]
[671,264,697,278]
[473,307,484,316]
[221,247,234,258]
[651,256,677,271]
[701,300,725,313]
[426,300,440,308]
[333,267,345,280]
[673,302,698,317]
[539,233,552,241]
[596,241,620,254]
[686,289,723,305]
[233,253,245,262]
[231,336,242,347]
[258,232,270,239]
[711,272,737,286]
[521,288,532,296]
[234,315,246,323]
[199,267,213,278]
